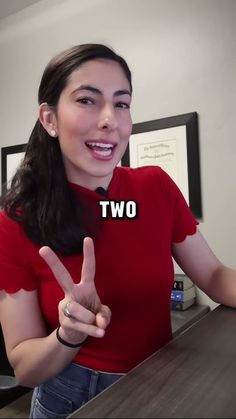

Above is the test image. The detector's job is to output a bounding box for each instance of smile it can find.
[85,142,116,158]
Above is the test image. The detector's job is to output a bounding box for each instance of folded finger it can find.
[96,305,112,329]
[60,300,96,325]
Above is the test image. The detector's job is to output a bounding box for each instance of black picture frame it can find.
[1,144,27,193]
[121,112,202,219]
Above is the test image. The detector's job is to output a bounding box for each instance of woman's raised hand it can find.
[39,237,111,345]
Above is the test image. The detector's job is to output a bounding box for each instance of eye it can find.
[76,97,95,105]
[116,102,130,109]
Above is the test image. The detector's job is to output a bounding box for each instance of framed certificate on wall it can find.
[121,112,202,219]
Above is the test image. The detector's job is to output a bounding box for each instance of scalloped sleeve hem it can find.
[0,284,37,294]
[172,222,198,244]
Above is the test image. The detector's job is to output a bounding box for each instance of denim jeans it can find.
[29,363,124,418]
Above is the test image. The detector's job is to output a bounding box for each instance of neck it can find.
[67,171,114,191]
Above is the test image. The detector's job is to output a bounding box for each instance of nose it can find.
[97,105,118,131]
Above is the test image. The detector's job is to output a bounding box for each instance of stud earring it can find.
[50,129,57,137]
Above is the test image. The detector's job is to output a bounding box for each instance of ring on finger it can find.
[63,300,73,319]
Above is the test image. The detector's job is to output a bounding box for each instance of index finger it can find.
[39,246,74,298]
[80,237,96,283]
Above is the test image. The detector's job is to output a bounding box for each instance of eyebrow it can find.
[71,84,131,97]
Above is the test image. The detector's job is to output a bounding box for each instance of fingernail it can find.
[96,328,105,337]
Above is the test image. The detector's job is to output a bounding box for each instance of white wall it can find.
[0,0,236,309]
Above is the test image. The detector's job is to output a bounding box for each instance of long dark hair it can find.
[0,44,132,255]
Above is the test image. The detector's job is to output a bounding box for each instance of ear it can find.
[39,103,58,138]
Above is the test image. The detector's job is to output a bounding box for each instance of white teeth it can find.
[86,142,114,149]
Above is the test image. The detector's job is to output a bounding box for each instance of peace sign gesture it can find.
[39,237,111,346]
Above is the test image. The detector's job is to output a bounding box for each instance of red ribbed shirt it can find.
[0,166,198,373]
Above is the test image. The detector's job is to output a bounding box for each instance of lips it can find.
[85,141,116,158]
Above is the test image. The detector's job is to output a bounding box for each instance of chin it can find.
[90,167,115,179]
[92,159,118,174]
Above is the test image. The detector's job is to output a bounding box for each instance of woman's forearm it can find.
[207,265,236,308]
[9,329,80,387]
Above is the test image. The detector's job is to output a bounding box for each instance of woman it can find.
[0,43,235,418]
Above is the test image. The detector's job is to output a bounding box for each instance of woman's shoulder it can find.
[115,165,167,182]
[0,209,35,252]
[0,209,23,233]
[0,209,16,228]
[114,165,173,192]
[113,165,189,208]
[0,210,38,293]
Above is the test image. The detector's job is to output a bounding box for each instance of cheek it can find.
[120,115,132,139]
[58,109,91,136]
[124,120,133,139]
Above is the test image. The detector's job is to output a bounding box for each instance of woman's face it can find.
[54,58,132,190]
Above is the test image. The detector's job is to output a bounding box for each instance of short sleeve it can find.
[158,168,199,243]
[0,211,37,293]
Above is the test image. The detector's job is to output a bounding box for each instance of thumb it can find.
[96,305,112,329]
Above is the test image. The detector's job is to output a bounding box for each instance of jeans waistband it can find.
[59,362,125,384]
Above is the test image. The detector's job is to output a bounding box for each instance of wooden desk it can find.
[69,305,236,418]
[0,305,208,418]
[171,304,209,337]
